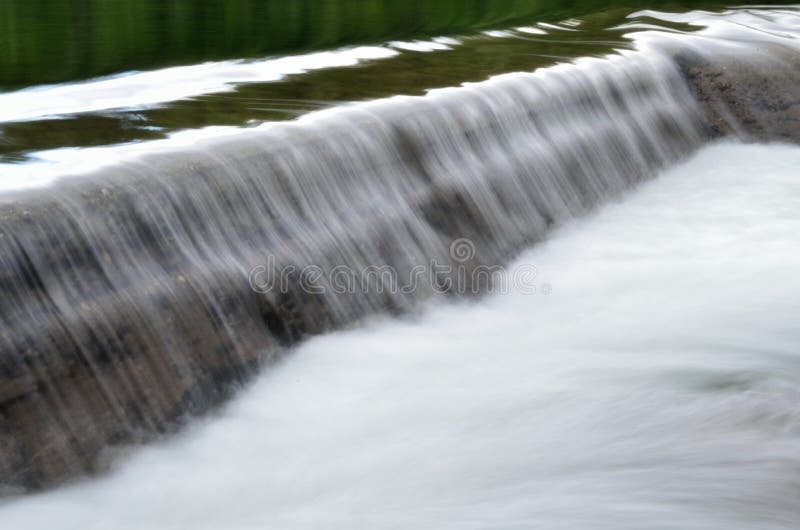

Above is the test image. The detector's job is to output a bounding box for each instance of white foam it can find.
[516,26,548,35]
[2,142,800,529]
[481,29,516,38]
[628,7,800,45]
[0,126,262,191]
[537,21,579,32]
[388,39,455,52]
[432,36,462,46]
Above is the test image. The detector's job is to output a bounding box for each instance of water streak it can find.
[0,44,705,490]
[2,142,800,529]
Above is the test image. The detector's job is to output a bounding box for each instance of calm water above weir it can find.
[1,0,777,89]
[0,1,792,166]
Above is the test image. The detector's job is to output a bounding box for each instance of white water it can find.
[0,46,402,124]
[3,142,800,529]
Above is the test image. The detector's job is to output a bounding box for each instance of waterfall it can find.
[0,27,797,491]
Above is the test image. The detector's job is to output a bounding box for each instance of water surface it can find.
[1,2,795,165]
[2,142,799,529]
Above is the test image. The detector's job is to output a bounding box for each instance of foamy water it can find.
[2,142,799,528]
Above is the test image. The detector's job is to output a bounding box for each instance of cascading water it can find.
[4,141,800,529]
[0,46,707,490]
[0,4,799,512]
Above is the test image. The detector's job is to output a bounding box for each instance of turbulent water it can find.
[0,17,712,490]
[2,142,799,529]
[1,2,800,522]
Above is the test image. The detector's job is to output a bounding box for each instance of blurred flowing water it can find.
[0,37,706,486]
[2,142,800,529]
[1,0,800,523]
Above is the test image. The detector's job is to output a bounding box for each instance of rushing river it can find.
[2,0,800,525]
[2,142,799,529]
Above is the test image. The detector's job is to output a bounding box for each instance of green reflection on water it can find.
[0,0,749,90]
[0,1,793,164]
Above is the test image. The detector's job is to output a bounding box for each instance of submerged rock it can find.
[676,45,800,142]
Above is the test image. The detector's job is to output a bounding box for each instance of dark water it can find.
[0,0,730,90]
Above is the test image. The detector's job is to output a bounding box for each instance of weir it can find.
[0,34,798,491]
